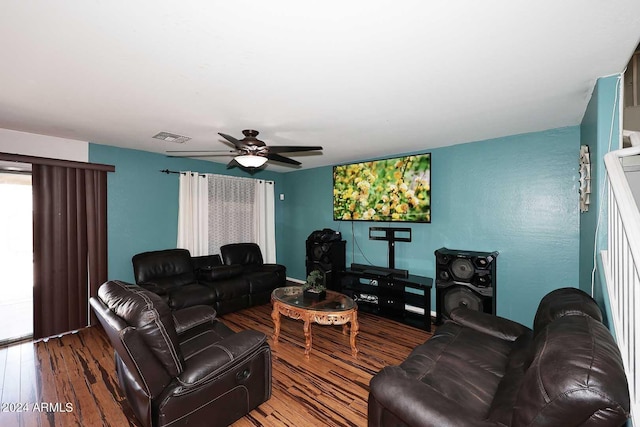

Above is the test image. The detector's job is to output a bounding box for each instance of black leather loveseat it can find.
[368,288,630,427]
[132,244,285,315]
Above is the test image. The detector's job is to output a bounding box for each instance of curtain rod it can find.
[160,169,273,184]
[1,152,115,172]
[160,169,205,177]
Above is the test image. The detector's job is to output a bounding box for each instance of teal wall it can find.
[89,144,284,283]
[89,124,600,328]
[579,75,622,322]
[280,127,581,327]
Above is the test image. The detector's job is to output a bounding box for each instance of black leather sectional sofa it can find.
[368,287,630,426]
[132,243,286,315]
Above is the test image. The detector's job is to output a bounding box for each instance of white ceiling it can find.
[1,1,639,172]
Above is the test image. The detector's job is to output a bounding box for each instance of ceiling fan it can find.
[167,129,323,169]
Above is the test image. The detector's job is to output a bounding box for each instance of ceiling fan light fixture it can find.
[235,155,268,168]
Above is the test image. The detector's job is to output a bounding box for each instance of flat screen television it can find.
[333,152,431,223]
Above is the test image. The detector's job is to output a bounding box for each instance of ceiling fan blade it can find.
[167,149,236,153]
[218,133,245,149]
[267,145,323,154]
[167,152,236,158]
[267,153,301,166]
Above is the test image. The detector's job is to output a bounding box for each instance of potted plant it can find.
[303,269,326,301]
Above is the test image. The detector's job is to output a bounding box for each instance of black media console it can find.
[340,264,433,332]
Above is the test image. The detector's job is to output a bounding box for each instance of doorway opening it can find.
[0,170,33,345]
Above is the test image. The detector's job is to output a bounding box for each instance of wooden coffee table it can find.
[271,286,359,358]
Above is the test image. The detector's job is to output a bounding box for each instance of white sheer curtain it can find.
[254,179,276,263]
[178,172,277,260]
[177,172,209,256]
[208,175,256,255]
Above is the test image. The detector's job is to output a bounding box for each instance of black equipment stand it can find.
[369,227,412,270]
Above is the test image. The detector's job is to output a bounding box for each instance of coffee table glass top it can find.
[271,286,356,311]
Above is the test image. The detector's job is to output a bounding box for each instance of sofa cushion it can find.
[132,249,196,288]
[209,276,251,301]
[245,271,282,294]
[178,319,236,357]
[399,321,521,419]
[178,330,267,386]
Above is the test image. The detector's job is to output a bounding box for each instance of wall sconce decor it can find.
[579,145,591,213]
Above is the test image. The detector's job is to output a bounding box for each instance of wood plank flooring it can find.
[0,303,431,427]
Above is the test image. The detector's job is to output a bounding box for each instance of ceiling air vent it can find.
[152,132,191,143]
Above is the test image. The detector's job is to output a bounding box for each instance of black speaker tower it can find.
[305,230,346,291]
[435,247,498,324]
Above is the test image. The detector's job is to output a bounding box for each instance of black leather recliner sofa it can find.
[368,287,630,427]
[132,245,286,314]
[90,280,272,427]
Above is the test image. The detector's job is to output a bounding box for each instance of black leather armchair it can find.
[90,280,272,427]
[368,288,630,426]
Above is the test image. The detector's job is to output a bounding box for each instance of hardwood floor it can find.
[0,303,431,427]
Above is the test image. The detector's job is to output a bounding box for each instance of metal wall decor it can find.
[579,145,591,213]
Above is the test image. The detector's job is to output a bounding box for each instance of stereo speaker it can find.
[434,247,498,324]
[306,238,346,291]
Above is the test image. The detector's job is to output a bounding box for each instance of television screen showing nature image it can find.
[333,153,431,222]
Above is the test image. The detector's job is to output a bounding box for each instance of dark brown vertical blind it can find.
[32,164,109,339]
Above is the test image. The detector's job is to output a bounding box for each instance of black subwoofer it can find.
[305,233,346,291]
[435,247,498,324]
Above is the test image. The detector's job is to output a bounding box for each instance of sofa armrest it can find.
[177,330,268,387]
[172,305,217,335]
[369,366,496,427]
[449,307,530,341]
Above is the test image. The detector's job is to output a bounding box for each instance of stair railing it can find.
[603,144,640,422]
